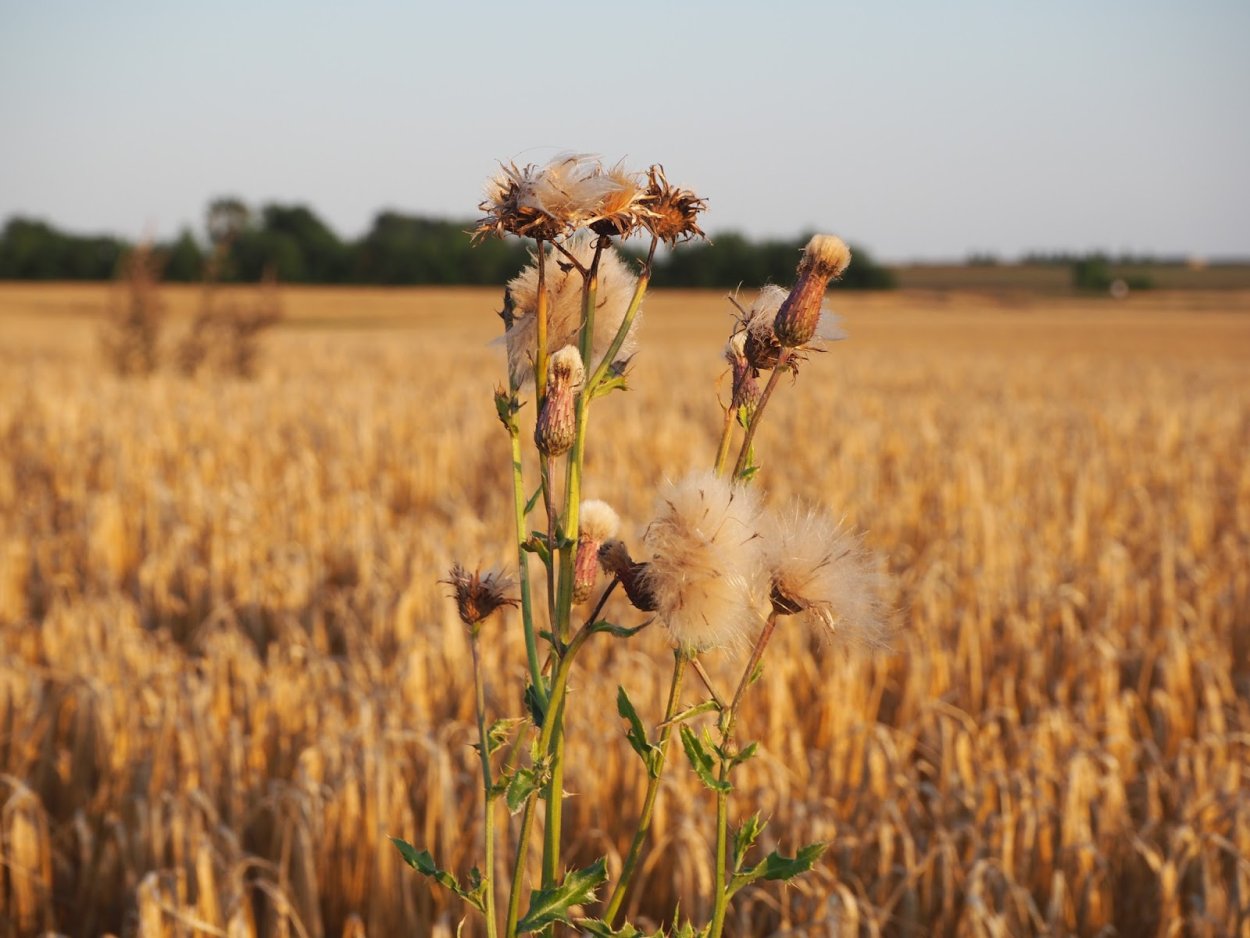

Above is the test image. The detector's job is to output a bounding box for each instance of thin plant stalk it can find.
[731,348,792,479]
[507,368,545,707]
[535,240,550,400]
[708,612,780,938]
[602,651,688,924]
[505,794,538,937]
[713,404,737,477]
[470,636,499,938]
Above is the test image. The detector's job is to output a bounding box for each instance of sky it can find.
[1,0,1247,262]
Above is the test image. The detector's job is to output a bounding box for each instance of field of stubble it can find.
[1,282,1248,937]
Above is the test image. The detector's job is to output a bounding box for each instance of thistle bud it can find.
[773,235,851,348]
[573,500,620,603]
[598,539,658,612]
[725,333,760,412]
[534,346,584,457]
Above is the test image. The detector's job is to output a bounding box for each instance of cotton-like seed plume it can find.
[760,502,889,651]
[640,471,766,653]
[573,499,620,603]
[442,563,517,631]
[773,235,852,348]
[534,346,584,457]
[739,284,845,373]
[475,153,651,242]
[503,236,641,387]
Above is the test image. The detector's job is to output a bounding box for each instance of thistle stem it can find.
[505,792,538,938]
[731,348,792,479]
[471,637,499,938]
[603,651,688,924]
[535,241,549,400]
[713,404,737,478]
[708,613,780,938]
[507,379,545,708]
[588,236,657,391]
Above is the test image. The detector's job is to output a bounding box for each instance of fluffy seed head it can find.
[580,499,620,543]
[640,471,765,653]
[442,563,517,631]
[760,502,889,650]
[774,235,852,348]
[503,237,641,387]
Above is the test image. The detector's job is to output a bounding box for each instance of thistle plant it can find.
[392,153,890,937]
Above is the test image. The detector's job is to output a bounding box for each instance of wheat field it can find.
[1,282,1248,937]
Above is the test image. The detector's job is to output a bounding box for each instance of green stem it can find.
[542,697,567,888]
[505,792,538,938]
[471,637,499,938]
[588,237,657,391]
[708,613,779,938]
[535,240,550,400]
[713,404,737,478]
[731,348,792,479]
[602,652,688,924]
[508,379,545,708]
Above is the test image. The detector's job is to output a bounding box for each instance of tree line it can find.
[0,199,895,289]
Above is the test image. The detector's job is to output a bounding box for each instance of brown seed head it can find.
[598,539,658,612]
[442,563,517,630]
[641,165,707,245]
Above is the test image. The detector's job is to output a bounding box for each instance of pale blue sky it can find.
[2,0,1247,261]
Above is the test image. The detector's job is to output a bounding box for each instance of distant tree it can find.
[161,228,205,282]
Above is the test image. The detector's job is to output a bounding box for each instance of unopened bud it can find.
[774,235,851,348]
[573,499,620,603]
[725,333,760,411]
[598,539,658,612]
[534,346,584,457]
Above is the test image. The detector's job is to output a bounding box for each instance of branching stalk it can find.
[602,651,688,924]
[731,348,792,479]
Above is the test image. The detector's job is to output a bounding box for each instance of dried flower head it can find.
[442,563,518,631]
[573,500,621,603]
[774,235,852,348]
[503,237,641,387]
[760,502,888,650]
[736,284,845,373]
[642,165,707,245]
[640,471,765,653]
[475,153,651,242]
[534,346,584,456]
[598,538,658,612]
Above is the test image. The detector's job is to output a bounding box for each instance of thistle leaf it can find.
[732,812,766,871]
[516,857,609,931]
[390,839,487,912]
[679,725,730,793]
[617,686,661,777]
[729,841,826,894]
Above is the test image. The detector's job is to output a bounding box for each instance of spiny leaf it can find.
[732,812,766,871]
[729,841,826,895]
[390,839,487,912]
[579,919,661,937]
[618,686,661,777]
[516,857,609,931]
[504,766,541,815]
[659,699,721,728]
[590,372,629,399]
[472,717,524,758]
[524,681,548,728]
[679,725,730,793]
[729,740,758,769]
[524,484,543,516]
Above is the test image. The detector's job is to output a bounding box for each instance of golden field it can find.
[1,282,1248,937]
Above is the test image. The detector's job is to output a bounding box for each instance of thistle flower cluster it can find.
[442,563,517,632]
[475,153,705,246]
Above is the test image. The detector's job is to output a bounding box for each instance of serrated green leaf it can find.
[472,717,524,758]
[524,484,543,516]
[617,686,661,777]
[516,857,609,931]
[579,919,658,937]
[729,841,826,895]
[730,741,758,769]
[504,766,541,814]
[390,839,487,912]
[737,463,760,483]
[679,725,730,793]
[732,813,766,871]
[590,372,629,399]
